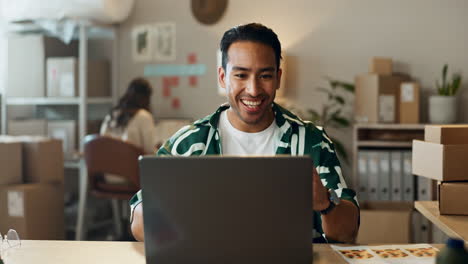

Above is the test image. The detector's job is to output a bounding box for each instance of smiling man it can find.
[130,23,359,243]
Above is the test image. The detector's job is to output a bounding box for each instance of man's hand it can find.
[312,166,330,211]
[312,166,359,243]
[131,203,145,241]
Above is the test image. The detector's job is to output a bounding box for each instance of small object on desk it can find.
[332,244,438,264]
[436,238,468,264]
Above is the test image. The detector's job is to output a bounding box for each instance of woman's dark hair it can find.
[220,23,282,71]
[110,77,153,128]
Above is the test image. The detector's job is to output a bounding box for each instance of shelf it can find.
[415,201,468,242]
[357,140,414,148]
[7,20,115,40]
[354,123,425,130]
[64,160,82,169]
[6,97,113,105]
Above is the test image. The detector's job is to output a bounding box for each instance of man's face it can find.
[218,41,282,133]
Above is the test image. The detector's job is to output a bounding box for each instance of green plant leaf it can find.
[324,76,355,93]
[328,79,338,90]
[330,137,349,164]
[330,116,351,128]
[317,87,332,95]
[442,64,448,89]
[452,74,462,95]
[333,95,345,105]
[306,109,321,122]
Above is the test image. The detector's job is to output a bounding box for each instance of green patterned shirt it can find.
[130,103,359,241]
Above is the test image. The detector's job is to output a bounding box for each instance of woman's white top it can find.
[100,109,157,154]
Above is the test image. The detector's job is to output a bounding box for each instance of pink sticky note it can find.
[189,76,198,87]
[171,76,179,87]
[171,97,180,109]
[163,77,171,87]
[187,53,197,64]
[162,86,171,97]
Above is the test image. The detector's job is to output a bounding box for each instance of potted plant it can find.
[429,64,462,124]
[306,78,354,163]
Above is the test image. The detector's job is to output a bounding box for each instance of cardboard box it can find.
[425,125,468,144]
[8,119,47,136]
[439,182,468,215]
[46,57,110,97]
[47,120,76,160]
[0,183,64,240]
[19,137,64,184]
[412,140,468,181]
[0,138,22,185]
[7,34,78,97]
[357,201,413,244]
[399,82,420,124]
[355,73,411,123]
[46,57,77,97]
[370,57,393,75]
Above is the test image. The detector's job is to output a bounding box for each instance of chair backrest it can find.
[84,134,144,189]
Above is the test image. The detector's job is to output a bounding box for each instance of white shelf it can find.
[64,159,82,169]
[6,97,113,105]
[354,123,425,130]
[7,20,115,40]
[357,140,414,148]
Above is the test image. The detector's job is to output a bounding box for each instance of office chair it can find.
[82,134,144,240]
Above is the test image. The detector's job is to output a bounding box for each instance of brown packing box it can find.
[0,183,64,240]
[0,137,22,185]
[369,57,393,75]
[19,137,64,183]
[439,182,468,215]
[7,34,78,97]
[46,57,111,97]
[425,124,468,144]
[412,140,468,181]
[355,73,411,123]
[399,82,420,124]
[8,119,48,136]
[357,201,413,244]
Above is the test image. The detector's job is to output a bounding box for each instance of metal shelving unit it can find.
[0,20,119,241]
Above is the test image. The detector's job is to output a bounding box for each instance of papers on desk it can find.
[331,244,438,264]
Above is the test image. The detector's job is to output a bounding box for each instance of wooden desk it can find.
[3,240,443,264]
[415,201,468,242]
[4,240,345,264]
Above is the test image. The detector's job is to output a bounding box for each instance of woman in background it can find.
[101,77,156,154]
[100,78,157,183]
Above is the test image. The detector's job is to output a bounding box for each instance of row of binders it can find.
[358,150,432,202]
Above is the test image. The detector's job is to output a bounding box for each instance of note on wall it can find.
[154,22,176,61]
[132,24,153,62]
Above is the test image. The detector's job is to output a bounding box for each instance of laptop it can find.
[140,156,313,264]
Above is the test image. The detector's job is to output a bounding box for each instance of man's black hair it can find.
[220,23,282,71]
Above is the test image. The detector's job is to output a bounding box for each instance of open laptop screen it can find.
[140,156,313,264]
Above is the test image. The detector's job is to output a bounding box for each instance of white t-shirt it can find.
[218,110,280,155]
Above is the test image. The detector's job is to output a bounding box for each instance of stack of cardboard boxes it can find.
[0,136,65,240]
[355,57,420,124]
[413,125,468,215]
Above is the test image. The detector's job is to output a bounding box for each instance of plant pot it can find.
[429,95,457,124]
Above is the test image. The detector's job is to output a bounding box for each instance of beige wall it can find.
[118,0,468,181]
[119,0,468,120]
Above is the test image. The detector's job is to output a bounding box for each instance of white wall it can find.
[119,0,468,121]
[118,0,468,181]
[0,4,5,96]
